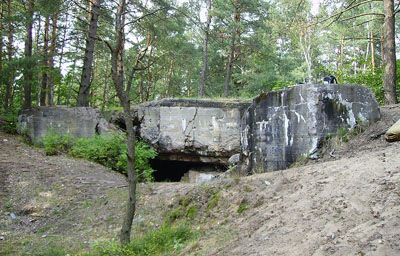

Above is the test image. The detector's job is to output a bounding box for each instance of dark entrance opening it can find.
[150,159,225,182]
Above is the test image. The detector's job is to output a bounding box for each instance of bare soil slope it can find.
[1,105,400,255]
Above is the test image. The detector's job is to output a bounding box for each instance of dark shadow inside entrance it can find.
[150,159,224,182]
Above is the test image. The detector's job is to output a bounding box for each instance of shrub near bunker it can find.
[39,132,157,182]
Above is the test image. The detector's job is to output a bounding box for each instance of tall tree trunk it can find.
[78,0,102,106]
[0,3,3,77]
[383,0,397,104]
[107,0,137,246]
[299,30,313,82]
[145,45,153,101]
[89,58,97,107]
[224,32,236,97]
[22,0,35,109]
[224,2,241,97]
[340,36,344,72]
[35,16,41,105]
[234,0,241,65]
[101,64,109,111]
[66,58,77,105]
[198,0,211,97]
[352,40,357,75]
[363,31,370,73]
[166,59,174,97]
[47,12,58,106]
[4,0,14,109]
[139,70,144,102]
[57,7,70,105]
[58,6,69,71]
[40,16,50,106]
[371,31,375,74]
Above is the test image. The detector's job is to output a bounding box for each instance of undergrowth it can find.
[38,132,157,182]
[89,224,195,256]
[0,112,18,134]
[40,129,74,155]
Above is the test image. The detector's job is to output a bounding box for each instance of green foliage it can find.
[70,134,157,182]
[71,134,126,171]
[178,196,190,207]
[0,112,18,134]
[169,207,184,223]
[92,224,194,256]
[31,244,70,256]
[338,127,349,143]
[237,203,248,214]
[2,198,14,211]
[185,204,199,219]
[38,131,156,182]
[115,140,158,182]
[342,66,384,104]
[206,191,221,213]
[40,130,74,155]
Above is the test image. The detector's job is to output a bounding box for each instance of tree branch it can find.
[338,12,384,23]
[354,17,384,27]
[123,7,168,28]
[310,0,383,27]
[71,0,90,14]
[126,31,152,93]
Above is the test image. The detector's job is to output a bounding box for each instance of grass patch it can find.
[178,196,190,207]
[185,204,199,219]
[244,185,252,192]
[2,198,14,211]
[90,224,195,256]
[206,191,221,213]
[0,236,76,256]
[168,207,184,223]
[237,203,248,214]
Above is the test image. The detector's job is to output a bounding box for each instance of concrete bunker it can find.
[17,84,382,181]
[112,98,251,182]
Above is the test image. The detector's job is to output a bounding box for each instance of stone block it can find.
[18,106,115,141]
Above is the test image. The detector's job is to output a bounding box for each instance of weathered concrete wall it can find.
[18,106,114,140]
[240,84,381,173]
[133,99,251,164]
[18,85,381,177]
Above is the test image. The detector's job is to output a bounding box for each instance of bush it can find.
[0,112,18,134]
[70,133,157,182]
[40,130,74,155]
[341,66,384,104]
[70,134,125,171]
[38,131,157,182]
[116,140,158,182]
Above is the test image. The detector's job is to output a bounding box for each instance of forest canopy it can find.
[0,0,399,112]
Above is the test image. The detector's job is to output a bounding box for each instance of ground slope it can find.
[0,105,400,255]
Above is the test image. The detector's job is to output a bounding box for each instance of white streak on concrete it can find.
[309,136,319,154]
[293,111,306,123]
[182,119,186,132]
[283,112,289,146]
[337,94,356,128]
[256,120,269,134]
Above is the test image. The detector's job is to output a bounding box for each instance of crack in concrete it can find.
[184,107,198,147]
